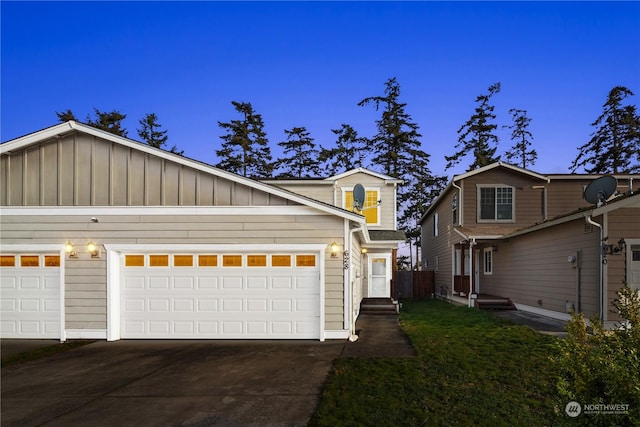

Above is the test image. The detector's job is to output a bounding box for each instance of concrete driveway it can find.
[1,339,345,427]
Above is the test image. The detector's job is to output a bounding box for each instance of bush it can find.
[553,286,640,426]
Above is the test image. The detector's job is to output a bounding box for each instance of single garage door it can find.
[0,254,61,338]
[121,252,321,339]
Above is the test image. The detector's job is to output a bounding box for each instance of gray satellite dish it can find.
[353,184,365,211]
[584,175,617,206]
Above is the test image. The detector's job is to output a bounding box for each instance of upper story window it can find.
[345,188,380,225]
[478,185,514,222]
[452,194,458,225]
[433,212,439,237]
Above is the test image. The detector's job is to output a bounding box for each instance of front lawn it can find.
[310,300,559,426]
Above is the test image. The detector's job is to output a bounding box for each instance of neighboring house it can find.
[421,162,640,323]
[0,121,404,341]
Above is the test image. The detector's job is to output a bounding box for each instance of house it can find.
[420,161,640,323]
[0,121,404,341]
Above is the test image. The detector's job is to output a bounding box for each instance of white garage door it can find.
[0,254,61,338]
[120,252,321,339]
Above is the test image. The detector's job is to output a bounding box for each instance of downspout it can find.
[348,223,365,342]
[452,180,462,226]
[468,237,476,308]
[585,215,604,319]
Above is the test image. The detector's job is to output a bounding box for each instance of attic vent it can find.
[584,223,593,234]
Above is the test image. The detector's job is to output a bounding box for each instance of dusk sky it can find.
[2,1,639,178]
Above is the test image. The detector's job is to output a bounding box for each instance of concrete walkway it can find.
[341,314,417,358]
[492,309,568,337]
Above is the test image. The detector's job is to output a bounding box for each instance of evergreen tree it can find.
[56,108,127,136]
[358,77,422,177]
[571,86,640,174]
[446,82,501,171]
[359,77,445,269]
[503,108,537,168]
[86,108,128,136]
[216,101,273,178]
[319,124,368,173]
[137,113,183,155]
[275,126,321,178]
[56,109,78,122]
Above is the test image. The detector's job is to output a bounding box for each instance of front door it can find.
[369,255,391,298]
[629,244,640,292]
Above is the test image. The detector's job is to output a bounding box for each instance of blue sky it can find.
[2,1,639,178]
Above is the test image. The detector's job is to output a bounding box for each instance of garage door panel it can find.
[0,256,63,338]
[120,251,321,339]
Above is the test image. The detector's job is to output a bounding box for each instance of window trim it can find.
[343,187,381,226]
[483,247,493,275]
[433,212,439,237]
[477,184,515,223]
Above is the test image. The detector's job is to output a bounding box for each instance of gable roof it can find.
[326,167,404,184]
[452,161,549,182]
[1,121,365,223]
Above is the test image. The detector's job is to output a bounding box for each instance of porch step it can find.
[360,298,398,315]
[475,297,516,311]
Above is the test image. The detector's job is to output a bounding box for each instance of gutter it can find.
[585,215,604,319]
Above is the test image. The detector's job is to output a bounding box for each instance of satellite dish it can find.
[584,176,617,206]
[353,184,365,211]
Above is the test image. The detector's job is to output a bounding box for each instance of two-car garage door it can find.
[120,251,321,339]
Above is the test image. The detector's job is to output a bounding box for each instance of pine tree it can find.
[56,109,78,122]
[571,86,640,174]
[137,113,182,155]
[503,108,537,168]
[216,101,273,178]
[319,124,368,173]
[359,77,445,269]
[275,126,321,178]
[446,82,501,171]
[86,108,128,137]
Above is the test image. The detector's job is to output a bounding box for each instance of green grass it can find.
[1,340,94,368]
[310,300,560,427]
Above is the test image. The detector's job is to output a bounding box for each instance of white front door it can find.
[629,244,640,292]
[369,255,391,298]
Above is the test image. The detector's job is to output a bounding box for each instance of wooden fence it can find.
[393,270,435,300]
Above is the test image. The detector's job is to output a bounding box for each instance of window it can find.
[433,213,439,237]
[484,248,493,274]
[44,255,61,267]
[149,255,169,267]
[20,255,39,267]
[296,255,316,267]
[452,194,458,225]
[125,255,145,267]
[222,255,243,267]
[247,255,267,267]
[0,255,16,267]
[345,188,380,225]
[478,186,514,221]
[174,255,193,267]
[272,255,291,267]
[198,255,218,267]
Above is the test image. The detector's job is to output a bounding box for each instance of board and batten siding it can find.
[0,212,346,331]
[480,217,601,317]
[0,131,292,207]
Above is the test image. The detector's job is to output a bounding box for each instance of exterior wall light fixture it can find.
[65,241,78,258]
[330,242,339,258]
[87,241,100,258]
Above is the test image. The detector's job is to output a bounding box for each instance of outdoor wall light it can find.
[65,241,78,258]
[361,248,368,254]
[87,241,100,258]
[491,245,497,252]
[330,242,339,258]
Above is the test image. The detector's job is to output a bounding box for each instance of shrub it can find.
[553,285,640,426]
